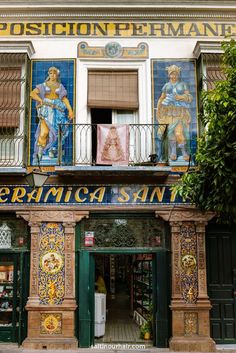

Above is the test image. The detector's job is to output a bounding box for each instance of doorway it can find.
[77,249,170,348]
[0,252,29,344]
[90,108,136,164]
[206,223,236,343]
[94,253,152,344]
[91,108,112,163]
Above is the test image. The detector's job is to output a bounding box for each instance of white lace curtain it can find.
[0,222,12,248]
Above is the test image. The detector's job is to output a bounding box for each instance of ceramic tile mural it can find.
[40,313,62,334]
[152,60,197,166]
[38,223,65,304]
[30,60,75,166]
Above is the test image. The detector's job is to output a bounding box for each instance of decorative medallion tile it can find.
[78,42,148,59]
[40,313,62,335]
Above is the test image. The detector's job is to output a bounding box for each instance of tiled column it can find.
[157,208,216,352]
[27,221,41,306]
[17,210,88,350]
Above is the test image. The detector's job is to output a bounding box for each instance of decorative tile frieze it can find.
[38,223,65,305]
[180,223,198,303]
[78,41,148,59]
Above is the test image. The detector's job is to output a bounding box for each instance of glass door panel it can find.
[0,257,14,329]
[0,254,21,342]
[112,110,137,162]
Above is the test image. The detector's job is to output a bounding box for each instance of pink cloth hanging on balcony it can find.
[96,124,129,165]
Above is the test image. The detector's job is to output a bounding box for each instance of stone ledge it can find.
[22,337,78,350]
[169,336,216,352]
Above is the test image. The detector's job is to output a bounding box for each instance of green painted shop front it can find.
[75,213,171,348]
[0,251,30,344]
[0,216,30,344]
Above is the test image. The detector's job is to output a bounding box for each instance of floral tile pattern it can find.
[38,223,65,304]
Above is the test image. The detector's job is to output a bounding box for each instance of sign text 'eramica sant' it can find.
[0,185,187,205]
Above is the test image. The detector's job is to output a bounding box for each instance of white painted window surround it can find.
[76,59,151,164]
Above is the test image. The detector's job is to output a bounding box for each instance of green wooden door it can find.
[206,225,236,343]
[78,251,95,347]
[153,249,170,347]
[18,252,30,345]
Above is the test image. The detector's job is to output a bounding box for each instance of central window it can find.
[87,69,139,165]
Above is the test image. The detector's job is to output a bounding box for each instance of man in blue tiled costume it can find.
[156,65,192,161]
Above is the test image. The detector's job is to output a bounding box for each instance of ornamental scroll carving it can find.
[184,312,198,336]
[38,223,65,305]
[30,211,74,222]
[180,223,198,304]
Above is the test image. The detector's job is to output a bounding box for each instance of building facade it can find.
[0,1,235,351]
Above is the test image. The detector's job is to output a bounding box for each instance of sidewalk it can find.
[0,344,236,353]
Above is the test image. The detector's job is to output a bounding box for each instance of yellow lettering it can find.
[133,187,148,203]
[117,187,130,203]
[150,187,166,202]
[89,187,105,203]
[75,187,88,202]
[64,187,72,203]
[27,188,43,202]
[170,189,178,202]
[44,187,63,202]
[11,187,26,203]
[0,187,10,203]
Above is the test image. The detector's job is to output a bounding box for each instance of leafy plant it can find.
[140,303,153,339]
[173,39,236,223]
[140,321,152,339]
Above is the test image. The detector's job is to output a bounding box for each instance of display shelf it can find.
[0,262,17,337]
[0,251,29,343]
[133,255,152,325]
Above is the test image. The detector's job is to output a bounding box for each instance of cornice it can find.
[0,0,236,6]
[0,41,35,57]
[193,40,224,58]
[0,9,236,21]
[155,207,215,222]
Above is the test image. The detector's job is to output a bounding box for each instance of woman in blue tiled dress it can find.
[30,66,74,162]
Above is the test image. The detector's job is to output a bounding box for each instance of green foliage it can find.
[174,39,236,223]
[139,304,153,338]
[140,321,152,338]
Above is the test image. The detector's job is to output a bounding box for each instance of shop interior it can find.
[0,255,19,342]
[94,253,153,344]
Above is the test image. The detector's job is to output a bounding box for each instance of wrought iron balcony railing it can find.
[0,123,196,168]
[0,53,30,168]
[0,128,24,167]
[58,123,169,166]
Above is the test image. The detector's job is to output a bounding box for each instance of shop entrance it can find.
[0,252,30,344]
[94,253,153,344]
[77,249,170,348]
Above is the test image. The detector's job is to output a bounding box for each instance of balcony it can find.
[55,123,178,177]
[58,123,168,166]
[0,127,26,173]
[0,123,196,176]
